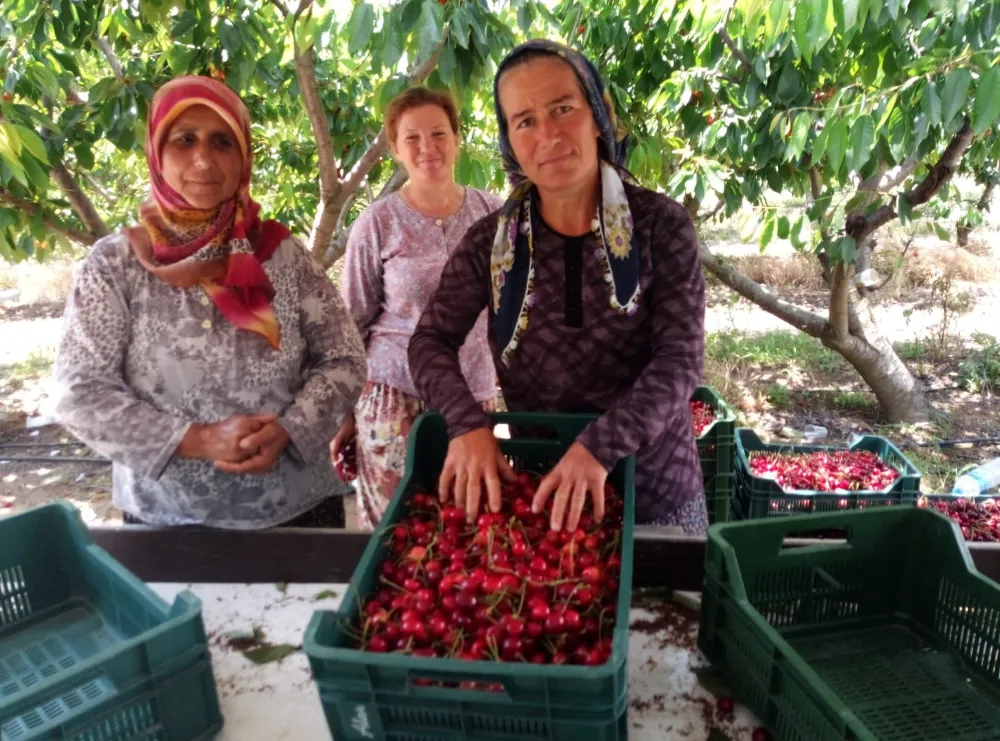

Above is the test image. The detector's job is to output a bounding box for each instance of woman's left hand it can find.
[214,421,290,475]
[532,442,607,532]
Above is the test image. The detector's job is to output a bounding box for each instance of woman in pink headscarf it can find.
[54,76,367,529]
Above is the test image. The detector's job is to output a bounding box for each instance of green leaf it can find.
[810,0,834,54]
[811,123,830,165]
[826,118,848,172]
[765,0,790,46]
[0,121,21,156]
[941,68,972,127]
[21,154,48,190]
[346,2,375,56]
[759,215,775,251]
[416,1,444,63]
[898,193,912,226]
[776,65,803,104]
[794,4,813,63]
[848,114,875,172]
[839,235,857,263]
[876,93,898,133]
[693,666,733,698]
[437,43,456,85]
[516,2,533,34]
[450,5,470,48]
[74,143,94,170]
[933,222,950,241]
[971,67,1000,135]
[786,112,812,161]
[381,13,404,70]
[922,81,942,126]
[241,644,299,665]
[839,0,860,30]
[312,589,339,601]
[777,215,790,239]
[790,214,808,249]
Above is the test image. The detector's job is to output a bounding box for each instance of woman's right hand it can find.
[330,414,356,461]
[439,428,516,522]
[178,414,278,463]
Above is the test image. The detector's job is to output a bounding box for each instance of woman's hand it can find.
[214,421,291,475]
[532,442,607,532]
[439,428,516,522]
[178,414,277,463]
[330,414,356,461]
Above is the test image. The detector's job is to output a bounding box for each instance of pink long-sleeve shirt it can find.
[340,188,503,402]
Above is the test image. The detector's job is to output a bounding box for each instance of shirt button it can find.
[435,219,443,226]
[201,319,212,329]
[200,294,210,306]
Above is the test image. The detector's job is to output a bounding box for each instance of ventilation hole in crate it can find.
[65,690,84,709]
[40,663,57,678]
[0,664,9,683]
[42,700,64,720]
[22,710,44,729]
[82,680,104,700]
[2,681,19,696]
[44,638,66,657]
[1,719,24,739]
[21,672,39,687]
[60,655,77,669]
[24,646,45,666]
[0,566,30,626]
[7,654,27,673]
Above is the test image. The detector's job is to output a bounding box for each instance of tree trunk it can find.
[824,293,930,423]
[957,223,971,247]
[49,162,109,240]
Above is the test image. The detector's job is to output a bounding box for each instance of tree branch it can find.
[98,38,125,83]
[291,40,340,204]
[846,118,975,242]
[829,263,851,340]
[696,201,725,223]
[717,6,752,75]
[0,191,98,245]
[700,245,827,337]
[874,155,919,193]
[50,162,109,239]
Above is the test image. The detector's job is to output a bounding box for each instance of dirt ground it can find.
[2,223,998,525]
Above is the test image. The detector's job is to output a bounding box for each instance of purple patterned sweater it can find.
[408,183,706,524]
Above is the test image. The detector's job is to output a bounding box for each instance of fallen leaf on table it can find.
[242,643,300,665]
[694,666,734,699]
[312,589,339,601]
[275,582,288,594]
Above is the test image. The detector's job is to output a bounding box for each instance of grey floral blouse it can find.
[53,233,367,529]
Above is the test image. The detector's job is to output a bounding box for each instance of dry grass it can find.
[723,253,825,289]
[0,259,77,305]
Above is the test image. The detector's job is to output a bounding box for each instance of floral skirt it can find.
[353,382,496,531]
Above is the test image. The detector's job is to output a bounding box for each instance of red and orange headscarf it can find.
[126,76,289,350]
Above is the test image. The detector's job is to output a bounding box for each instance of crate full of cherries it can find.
[303,412,636,741]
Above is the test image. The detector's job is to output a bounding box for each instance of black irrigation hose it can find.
[0,456,108,464]
[899,437,1000,450]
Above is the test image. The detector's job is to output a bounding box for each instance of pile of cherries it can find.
[349,471,624,671]
[920,496,1000,542]
[749,450,900,492]
[691,400,716,438]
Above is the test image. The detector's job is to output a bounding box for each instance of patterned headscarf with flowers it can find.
[490,39,640,366]
[125,75,289,350]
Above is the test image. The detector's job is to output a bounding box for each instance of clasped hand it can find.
[180,414,290,474]
[439,428,607,531]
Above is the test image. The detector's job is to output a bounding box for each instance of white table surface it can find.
[148,583,763,741]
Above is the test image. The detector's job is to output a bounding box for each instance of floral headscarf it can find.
[125,75,289,350]
[490,39,640,366]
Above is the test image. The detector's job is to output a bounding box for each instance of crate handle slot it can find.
[780,528,850,549]
[404,672,513,703]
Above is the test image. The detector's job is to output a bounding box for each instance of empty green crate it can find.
[0,503,223,741]
[733,428,921,520]
[303,412,636,741]
[693,386,737,525]
[698,506,1000,741]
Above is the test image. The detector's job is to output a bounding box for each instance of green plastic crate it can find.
[0,503,223,741]
[733,428,922,520]
[699,506,1000,741]
[918,494,1000,542]
[303,412,636,741]
[693,386,737,525]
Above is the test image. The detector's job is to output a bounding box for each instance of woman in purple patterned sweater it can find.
[408,41,708,535]
[333,87,503,530]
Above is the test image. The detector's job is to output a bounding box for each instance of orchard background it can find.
[1,0,998,523]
